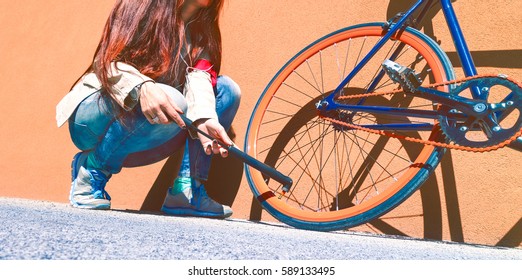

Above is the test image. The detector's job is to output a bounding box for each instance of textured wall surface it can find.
[0,0,520,248]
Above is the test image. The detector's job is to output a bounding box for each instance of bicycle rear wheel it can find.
[245,23,455,231]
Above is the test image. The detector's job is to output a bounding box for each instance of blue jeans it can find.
[69,76,241,181]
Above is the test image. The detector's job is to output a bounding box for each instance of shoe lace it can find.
[192,184,211,207]
[89,170,111,201]
[197,186,209,198]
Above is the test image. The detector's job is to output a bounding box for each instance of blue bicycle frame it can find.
[318,0,481,132]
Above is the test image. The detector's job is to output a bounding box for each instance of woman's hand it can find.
[139,82,185,128]
[195,118,233,158]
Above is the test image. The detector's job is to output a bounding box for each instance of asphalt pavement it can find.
[1,197,521,260]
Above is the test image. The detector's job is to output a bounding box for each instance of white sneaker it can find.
[69,152,111,210]
[161,177,233,218]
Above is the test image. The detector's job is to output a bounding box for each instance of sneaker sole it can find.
[161,206,232,219]
[71,202,111,210]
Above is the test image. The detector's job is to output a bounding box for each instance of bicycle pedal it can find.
[382,59,422,93]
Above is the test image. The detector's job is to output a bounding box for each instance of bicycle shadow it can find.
[388,0,521,247]
[387,0,522,70]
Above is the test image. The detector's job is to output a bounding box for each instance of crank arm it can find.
[382,60,490,117]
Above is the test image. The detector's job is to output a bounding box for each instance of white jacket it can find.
[55,62,217,127]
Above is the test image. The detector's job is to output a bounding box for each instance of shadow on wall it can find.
[140,127,243,212]
[387,0,522,69]
[142,0,521,248]
[384,0,521,247]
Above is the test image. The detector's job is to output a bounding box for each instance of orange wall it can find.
[0,0,520,248]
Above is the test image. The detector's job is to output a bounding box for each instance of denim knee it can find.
[217,75,241,103]
[216,76,241,129]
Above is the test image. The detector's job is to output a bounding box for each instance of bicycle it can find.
[240,0,522,231]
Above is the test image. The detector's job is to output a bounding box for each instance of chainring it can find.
[438,75,522,148]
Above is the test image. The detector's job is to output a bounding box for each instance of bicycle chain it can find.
[320,74,522,153]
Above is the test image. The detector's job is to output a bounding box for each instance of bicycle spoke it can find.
[305,59,322,94]
[286,72,322,96]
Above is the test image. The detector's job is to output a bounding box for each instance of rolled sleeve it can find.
[184,69,218,122]
[56,62,153,127]
[106,62,154,111]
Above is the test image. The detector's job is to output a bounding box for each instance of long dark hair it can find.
[86,0,223,97]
